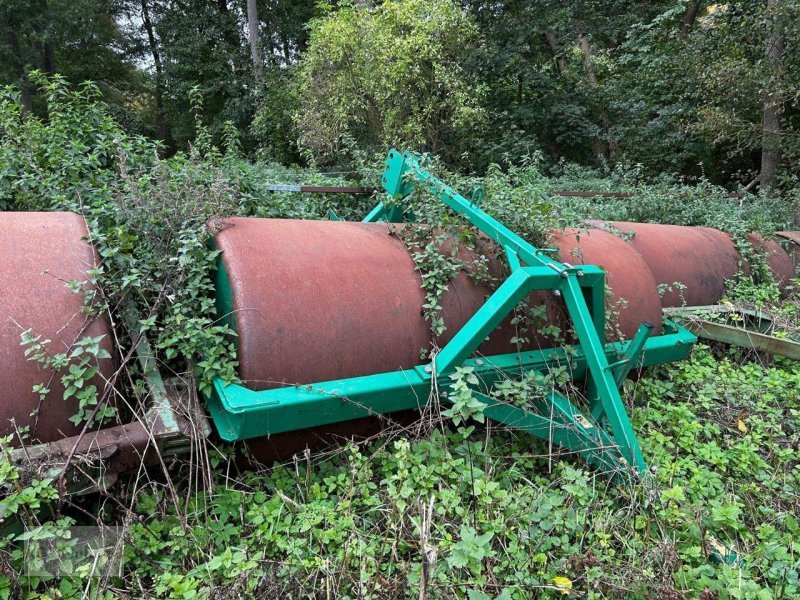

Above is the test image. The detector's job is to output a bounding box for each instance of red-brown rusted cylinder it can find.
[0,212,115,444]
[215,218,431,390]
[591,221,742,307]
[747,232,796,289]
[214,218,664,462]
[214,218,663,393]
[592,222,795,305]
[776,232,800,269]
[551,228,663,337]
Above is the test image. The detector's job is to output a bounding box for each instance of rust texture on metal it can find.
[590,222,796,305]
[550,228,663,337]
[241,417,385,465]
[214,218,667,461]
[215,218,432,390]
[665,305,800,359]
[746,232,795,289]
[775,231,800,270]
[776,231,800,248]
[214,219,665,394]
[591,221,741,307]
[679,318,800,360]
[10,385,204,495]
[1,212,115,444]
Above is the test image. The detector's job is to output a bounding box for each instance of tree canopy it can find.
[0,0,798,192]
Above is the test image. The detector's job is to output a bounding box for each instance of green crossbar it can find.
[206,149,697,479]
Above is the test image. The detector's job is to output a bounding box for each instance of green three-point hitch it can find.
[207,149,697,480]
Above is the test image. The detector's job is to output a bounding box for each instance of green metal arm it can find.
[372,150,656,471]
[206,149,697,480]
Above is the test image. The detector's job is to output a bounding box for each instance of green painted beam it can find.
[206,148,698,477]
[207,324,694,442]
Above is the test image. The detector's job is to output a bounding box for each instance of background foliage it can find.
[1,0,798,194]
[0,72,798,600]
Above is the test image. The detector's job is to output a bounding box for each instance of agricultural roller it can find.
[2,149,798,489]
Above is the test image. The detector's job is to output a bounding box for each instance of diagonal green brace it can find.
[474,388,630,476]
[434,268,550,374]
[559,275,645,471]
[206,148,696,479]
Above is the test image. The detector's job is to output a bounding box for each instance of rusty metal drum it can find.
[214,218,432,391]
[592,221,796,305]
[214,218,663,391]
[747,232,795,289]
[213,218,664,460]
[0,212,115,444]
[776,232,800,270]
[551,227,663,337]
[591,221,742,307]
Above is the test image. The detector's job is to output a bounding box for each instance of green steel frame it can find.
[207,149,696,478]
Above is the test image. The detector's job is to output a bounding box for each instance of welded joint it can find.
[503,245,521,272]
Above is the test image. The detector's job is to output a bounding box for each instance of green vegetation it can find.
[1,1,800,596]
[2,346,799,598]
[117,347,798,598]
[1,0,799,194]
[0,73,798,600]
[296,0,485,168]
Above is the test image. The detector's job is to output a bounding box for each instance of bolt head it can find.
[424,365,433,373]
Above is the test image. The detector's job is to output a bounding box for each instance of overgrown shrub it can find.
[296,0,486,168]
[0,74,366,398]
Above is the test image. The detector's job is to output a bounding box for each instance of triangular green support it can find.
[365,149,681,477]
[206,149,697,480]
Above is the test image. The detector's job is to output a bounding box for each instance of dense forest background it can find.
[1,0,798,192]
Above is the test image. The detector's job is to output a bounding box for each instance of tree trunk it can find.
[215,0,244,75]
[543,31,566,74]
[42,42,55,75]
[20,84,33,113]
[577,32,598,88]
[246,0,262,84]
[761,0,784,195]
[679,2,701,37]
[576,31,614,161]
[141,0,167,142]
[216,0,239,45]
[40,0,55,74]
[6,29,32,113]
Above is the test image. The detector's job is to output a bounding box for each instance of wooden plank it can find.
[263,184,376,194]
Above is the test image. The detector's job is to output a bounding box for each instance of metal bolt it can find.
[577,270,584,277]
[553,289,562,297]
[424,365,433,373]
[475,359,484,366]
